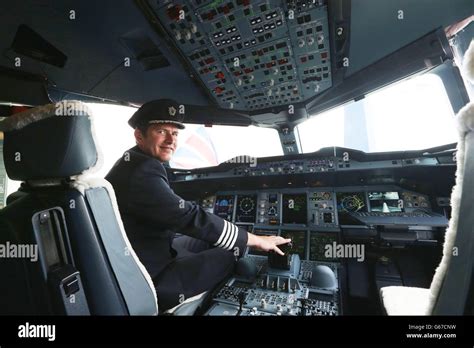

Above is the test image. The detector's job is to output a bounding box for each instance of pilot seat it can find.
[0,101,204,315]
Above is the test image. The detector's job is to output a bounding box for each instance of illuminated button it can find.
[184,30,192,40]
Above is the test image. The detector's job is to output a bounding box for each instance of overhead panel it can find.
[148,0,332,111]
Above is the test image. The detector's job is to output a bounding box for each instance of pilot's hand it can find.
[247,233,291,256]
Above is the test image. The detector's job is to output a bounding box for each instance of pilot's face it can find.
[135,123,179,162]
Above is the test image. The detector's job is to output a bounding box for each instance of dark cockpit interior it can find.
[0,0,473,325]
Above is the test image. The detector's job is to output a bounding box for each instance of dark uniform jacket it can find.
[105,146,248,279]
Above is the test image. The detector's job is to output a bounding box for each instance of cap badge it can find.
[168,106,176,116]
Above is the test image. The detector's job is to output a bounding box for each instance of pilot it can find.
[106,99,290,311]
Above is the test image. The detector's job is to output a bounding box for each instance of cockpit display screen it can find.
[214,195,235,221]
[282,193,307,224]
[280,230,307,259]
[368,192,402,212]
[235,194,257,223]
[336,192,367,225]
[336,192,367,213]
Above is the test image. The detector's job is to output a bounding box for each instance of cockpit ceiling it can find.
[0,0,472,122]
[147,0,332,111]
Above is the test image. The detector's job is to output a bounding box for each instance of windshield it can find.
[169,124,282,169]
[297,73,458,153]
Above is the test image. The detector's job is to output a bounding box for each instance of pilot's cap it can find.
[128,99,185,129]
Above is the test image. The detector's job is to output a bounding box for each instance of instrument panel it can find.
[199,186,448,262]
[184,147,455,316]
[149,0,332,110]
[185,147,454,263]
[173,152,443,183]
[202,187,441,228]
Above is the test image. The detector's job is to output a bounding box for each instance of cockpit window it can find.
[170,124,283,169]
[87,103,137,177]
[297,73,458,153]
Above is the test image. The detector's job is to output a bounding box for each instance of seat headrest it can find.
[0,101,102,181]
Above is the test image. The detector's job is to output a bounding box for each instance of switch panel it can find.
[148,0,332,111]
